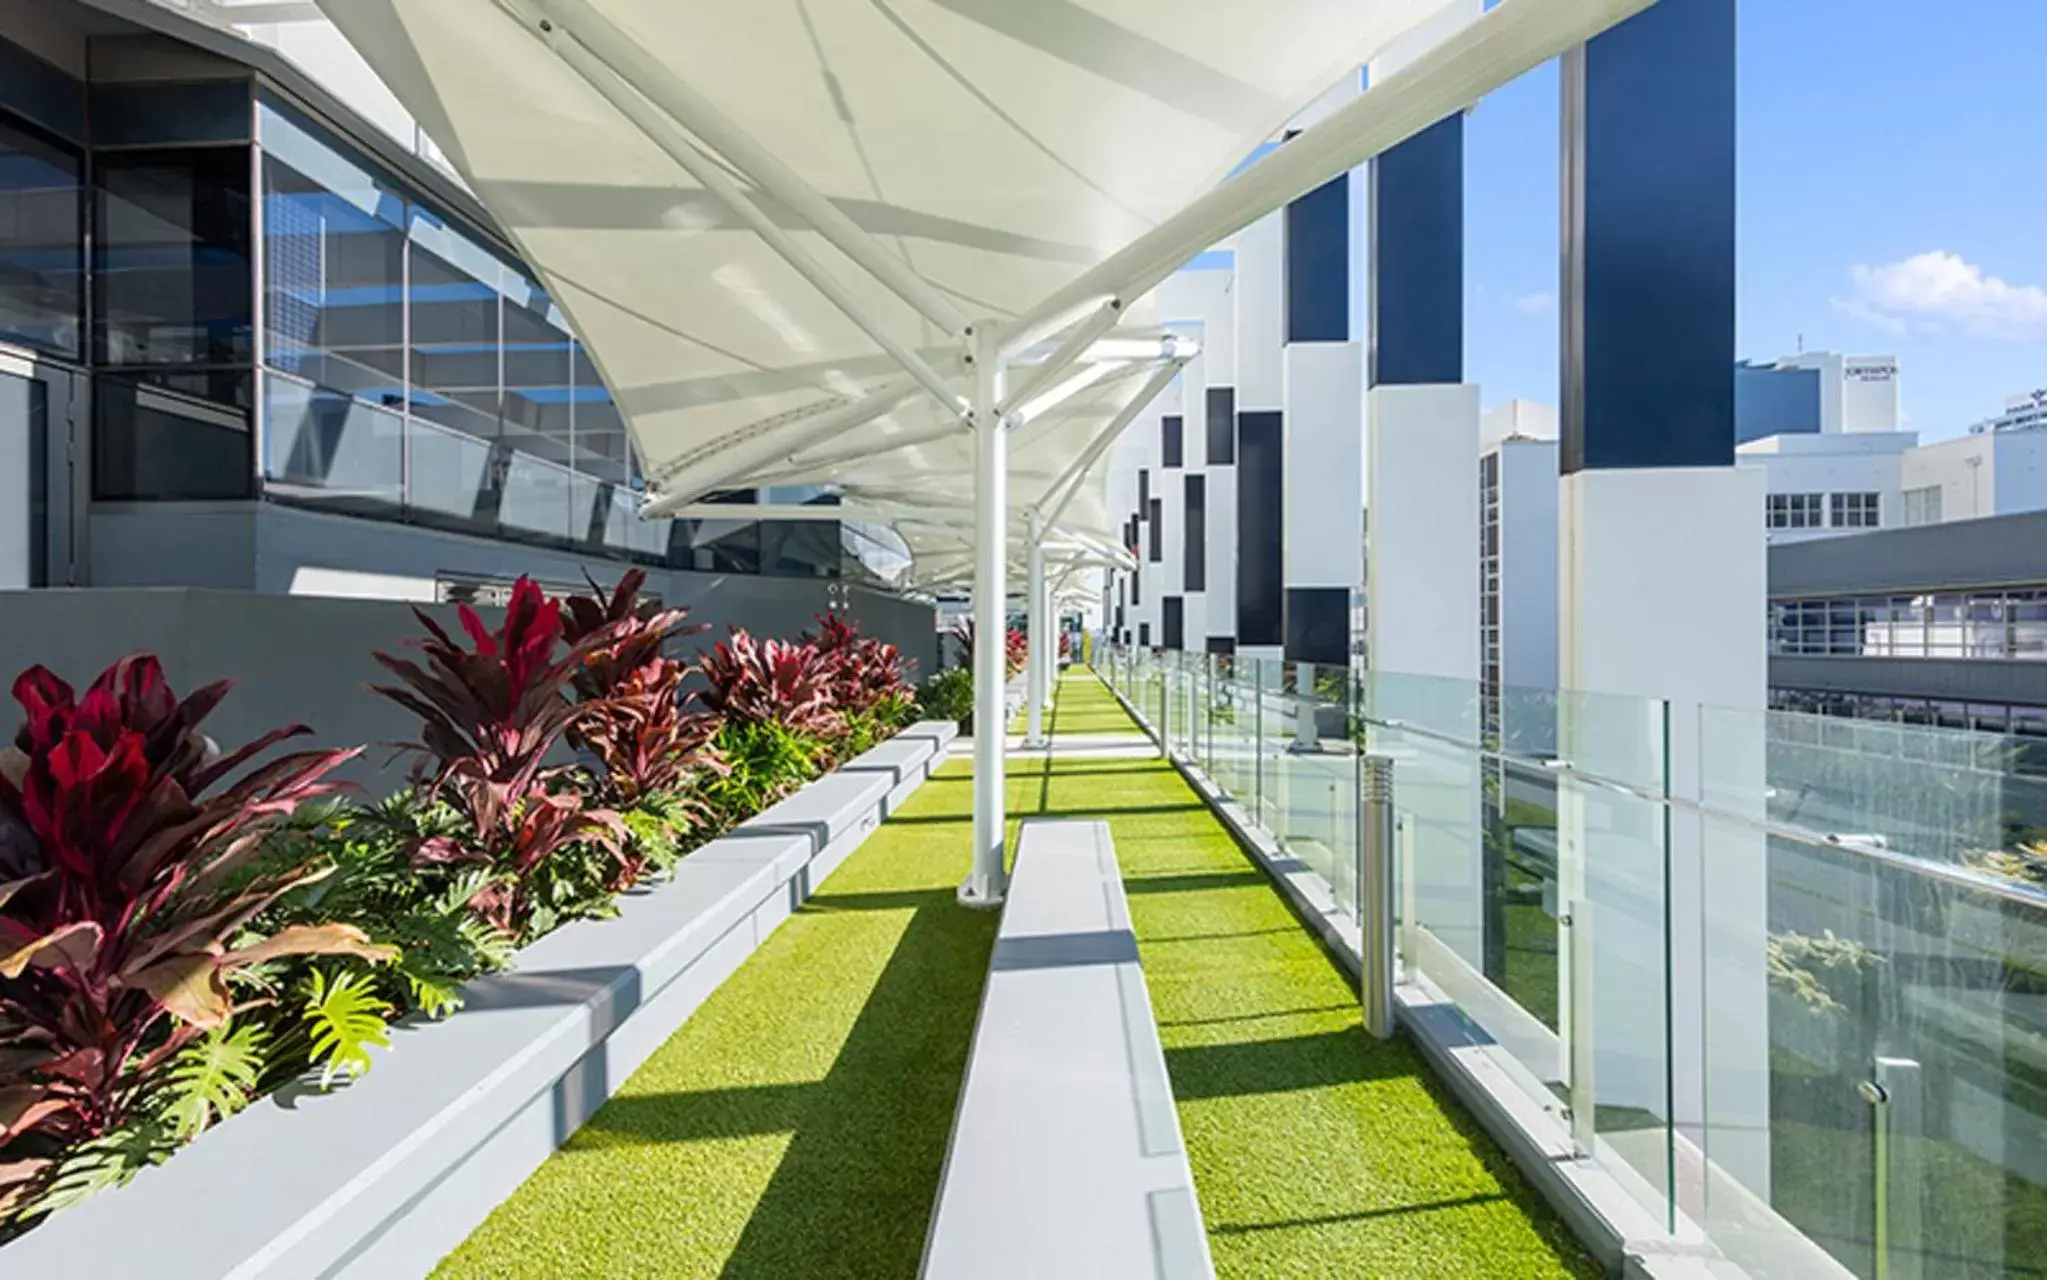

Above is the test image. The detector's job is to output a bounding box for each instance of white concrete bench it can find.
[921,820,1214,1280]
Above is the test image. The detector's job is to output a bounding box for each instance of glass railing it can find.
[1098,643,2047,1279]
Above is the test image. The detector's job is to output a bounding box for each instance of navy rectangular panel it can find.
[1206,387,1235,464]
[1285,174,1349,344]
[1561,0,1735,473]
[1162,597,1185,650]
[1206,636,1236,656]
[1139,622,1151,647]
[1236,410,1283,646]
[1368,114,1463,387]
[1138,468,1149,508]
[1131,565,1139,605]
[1285,587,1350,667]
[92,81,254,147]
[1161,414,1183,467]
[1183,474,1205,591]
[1147,497,1162,562]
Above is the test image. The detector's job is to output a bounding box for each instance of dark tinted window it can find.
[94,372,253,500]
[96,148,253,367]
[0,115,84,358]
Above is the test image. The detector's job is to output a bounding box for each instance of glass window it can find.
[502,273,575,471]
[1903,484,1943,527]
[0,115,84,358]
[1766,492,1823,529]
[259,102,408,408]
[95,148,253,368]
[677,490,762,573]
[569,342,630,485]
[91,81,251,149]
[408,211,501,441]
[1830,491,1879,528]
[262,374,402,511]
[94,372,252,500]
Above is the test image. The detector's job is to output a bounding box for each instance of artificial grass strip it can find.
[1043,673,1600,1279]
[433,758,1024,1280]
[440,677,1597,1279]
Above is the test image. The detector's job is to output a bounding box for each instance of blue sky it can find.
[1463,0,2047,441]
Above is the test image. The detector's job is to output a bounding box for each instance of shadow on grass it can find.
[1209,1193,1508,1236]
[1163,1027,1416,1100]
[1123,869,1271,895]
[573,887,997,1280]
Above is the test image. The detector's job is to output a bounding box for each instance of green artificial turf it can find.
[438,673,1597,1278]
[433,759,1017,1280]
[1047,674,1598,1279]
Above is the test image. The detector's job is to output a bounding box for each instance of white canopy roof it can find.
[317,0,1647,588]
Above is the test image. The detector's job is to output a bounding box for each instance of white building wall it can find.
[1839,356,1900,433]
[1737,431,1913,543]
[1902,435,1998,524]
[1993,429,2047,516]
[1480,399,1559,451]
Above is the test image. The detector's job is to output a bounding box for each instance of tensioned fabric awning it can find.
[316,0,1646,588]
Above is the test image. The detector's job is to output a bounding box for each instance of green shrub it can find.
[915,668,975,726]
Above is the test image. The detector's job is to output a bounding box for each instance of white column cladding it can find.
[1159,266,1235,654]
[1555,0,1763,1204]
[1233,211,1284,665]
[1201,267,1239,655]
[1558,466,1768,1196]
[1156,374,1186,649]
[1282,343,1363,660]
[1367,385,1482,959]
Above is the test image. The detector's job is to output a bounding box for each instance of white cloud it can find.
[1836,250,2047,340]
[1513,291,1555,316]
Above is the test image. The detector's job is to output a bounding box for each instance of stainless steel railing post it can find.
[1360,754,1397,1039]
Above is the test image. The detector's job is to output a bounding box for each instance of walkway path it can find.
[435,671,1596,1278]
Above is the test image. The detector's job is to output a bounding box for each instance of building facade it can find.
[0,0,907,599]
[1768,509,2047,747]
[1734,350,1898,444]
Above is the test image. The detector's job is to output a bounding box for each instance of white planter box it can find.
[3,721,957,1280]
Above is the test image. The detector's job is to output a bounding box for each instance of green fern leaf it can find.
[303,969,393,1088]
[161,1022,269,1141]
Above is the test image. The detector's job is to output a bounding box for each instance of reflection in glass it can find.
[94,372,252,500]
[408,211,501,442]
[0,116,83,358]
[263,373,402,510]
[95,148,253,367]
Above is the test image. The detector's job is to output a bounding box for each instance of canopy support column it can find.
[962,321,1009,909]
[1024,512,1050,749]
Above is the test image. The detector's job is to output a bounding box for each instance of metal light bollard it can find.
[1360,754,1397,1040]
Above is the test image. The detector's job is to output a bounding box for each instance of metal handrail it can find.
[1110,648,2047,914]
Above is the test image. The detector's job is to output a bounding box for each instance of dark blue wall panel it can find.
[1369,114,1463,387]
[1206,387,1236,464]
[1162,596,1185,650]
[1184,474,1205,591]
[1735,362,1822,443]
[1147,497,1163,562]
[1236,409,1283,646]
[1285,175,1349,343]
[1162,414,1183,467]
[1284,587,1350,667]
[1561,0,1736,473]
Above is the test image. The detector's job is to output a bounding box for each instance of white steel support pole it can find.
[963,322,1009,908]
[1024,513,1050,748]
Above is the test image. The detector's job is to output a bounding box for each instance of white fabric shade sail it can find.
[314,0,1649,591]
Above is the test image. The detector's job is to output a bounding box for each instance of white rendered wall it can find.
[1558,465,1770,1199]
[1367,385,1482,964]
[1480,399,1560,451]
[1737,431,1910,542]
[1993,429,2047,516]
[1839,356,1900,433]
[1901,434,1998,523]
[1283,344,1363,598]
[1235,212,1284,663]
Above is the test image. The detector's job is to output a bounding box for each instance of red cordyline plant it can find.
[0,657,387,1215]
[698,630,836,735]
[949,620,1028,679]
[803,614,910,716]
[369,577,630,934]
[560,571,720,810]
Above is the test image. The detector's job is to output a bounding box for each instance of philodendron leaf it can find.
[162,1022,268,1141]
[302,969,392,1089]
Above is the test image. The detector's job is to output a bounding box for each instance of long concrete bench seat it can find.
[4,722,958,1280]
[921,820,1214,1280]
